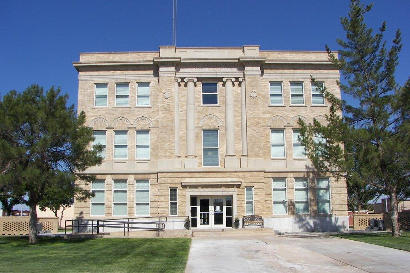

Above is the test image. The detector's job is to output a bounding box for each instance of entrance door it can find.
[199,198,210,227]
[212,198,224,227]
[192,196,232,228]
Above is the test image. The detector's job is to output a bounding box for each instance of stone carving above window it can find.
[133,116,153,129]
[90,116,108,129]
[199,114,223,129]
[111,116,131,129]
[291,115,308,128]
[270,115,289,128]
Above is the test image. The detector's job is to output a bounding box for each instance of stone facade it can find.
[74,45,348,232]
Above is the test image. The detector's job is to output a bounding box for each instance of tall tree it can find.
[298,0,409,236]
[0,85,102,243]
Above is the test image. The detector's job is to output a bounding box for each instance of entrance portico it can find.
[182,178,241,229]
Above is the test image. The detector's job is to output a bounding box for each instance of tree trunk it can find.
[29,204,38,244]
[390,192,400,237]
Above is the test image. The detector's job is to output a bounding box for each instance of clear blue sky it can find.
[0,0,409,108]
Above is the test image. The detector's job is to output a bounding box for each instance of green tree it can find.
[0,85,102,243]
[298,0,409,236]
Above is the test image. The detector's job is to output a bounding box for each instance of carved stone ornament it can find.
[163,90,171,99]
[250,90,258,99]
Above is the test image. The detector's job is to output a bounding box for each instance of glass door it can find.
[212,198,224,227]
[199,198,210,226]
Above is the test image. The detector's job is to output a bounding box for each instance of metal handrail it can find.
[64,216,189,237]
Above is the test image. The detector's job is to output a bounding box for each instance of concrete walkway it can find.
[185,235,410,273]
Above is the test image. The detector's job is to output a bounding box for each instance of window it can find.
[290,82,304,105]
[114,131,128,159]
[271,129,285,158]
[202,130,219,166]
[316,178,331,214]
[273,178,287,215]
[169,188,178,216]
[113,180,127,216]
[93,131,106,159]
[292,130,306,158]
[245,187,254,215]
[294,178,309,214]
[95,83,108,106]
[202,83,218,105]
[136,131,150,160]
[269,82,283,105]
[91,180,105,216]
[137,82,150,106]
[115,83,129,106]
[311,82,325,105]
[135,180,150,216]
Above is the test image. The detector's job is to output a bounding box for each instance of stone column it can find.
[239,78,247,156]
[223,78,235,156]
[184,78,197,157]
[174,78,181,156]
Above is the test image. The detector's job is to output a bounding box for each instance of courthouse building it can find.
[73,45,348,232]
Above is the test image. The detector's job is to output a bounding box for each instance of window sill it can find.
[310,104,327,107]
[113,106,131,108]
[135,160,150,162]
[293,158,307,160]
[289,105,306,107]
[135,105,152,108]
[268,105,286,107]
[271,158,286,160]
[201,104,220,107]
[113,160,128,163]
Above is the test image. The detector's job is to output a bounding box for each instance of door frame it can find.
[194,195,232,229]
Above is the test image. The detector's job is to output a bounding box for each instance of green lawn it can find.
[0,237,191,273]
[334,232,410,252]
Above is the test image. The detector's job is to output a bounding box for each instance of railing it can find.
[65,216,189,237]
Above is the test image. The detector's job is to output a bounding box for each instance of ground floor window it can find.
[245,187,254,215]
[91,180,105,216]
[272,178,287,215]
[316,178,331,214]
[135,180,150,216]
[169,188,178,216]
[294,178,309,214]
[113,180,128,216]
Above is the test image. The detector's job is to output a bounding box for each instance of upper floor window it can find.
[316,178,331,214]
[202,130,219,166]
[136,130,150,160]
[290,82,304,105]
[292,130,306,158]
[137,82,150,106]
[95,83,108,107]
[93,131,106,159]
[115,83,129,106]
[114,130,128,159]
[202,83,218,105]
[269,82,283,105]
[311,82,325,105]
[271,129,285,158]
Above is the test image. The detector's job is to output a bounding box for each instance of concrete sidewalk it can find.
[185,235,410,273]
